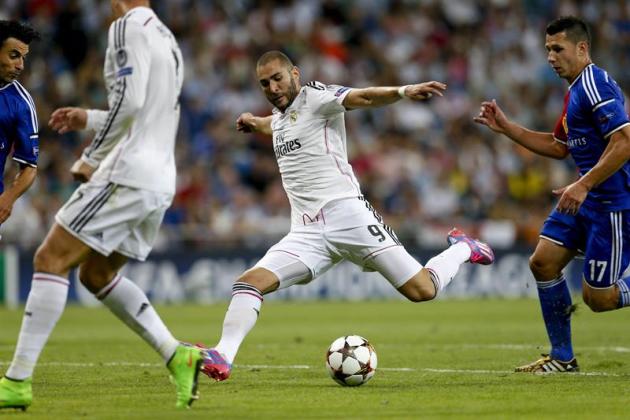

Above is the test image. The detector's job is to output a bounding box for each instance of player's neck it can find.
[567,60,592,84]
[115,0,149,17]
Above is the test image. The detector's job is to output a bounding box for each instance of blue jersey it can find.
[0,81,39,193]
[563,64,630,210]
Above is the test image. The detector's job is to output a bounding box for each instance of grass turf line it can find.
[1,299,629,419]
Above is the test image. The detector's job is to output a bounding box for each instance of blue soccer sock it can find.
[616,276,630,308]
[536,274,574,361]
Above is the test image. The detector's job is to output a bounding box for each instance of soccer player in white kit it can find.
[0,1,203,410]
[198,50,495,382]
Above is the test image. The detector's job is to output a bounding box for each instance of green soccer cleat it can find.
[0,376,32,411]
[167,344,203,409]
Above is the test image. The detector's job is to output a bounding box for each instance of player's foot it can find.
[515,354,579,373]
[199,347,232,382]
[167,344,203,409]
[447,228,495,265]
[0,376,32,411]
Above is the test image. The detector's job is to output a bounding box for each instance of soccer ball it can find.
[325,335,377,386]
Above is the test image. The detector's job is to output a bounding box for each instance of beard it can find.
[287,78,298,104]
[275,78,299,111]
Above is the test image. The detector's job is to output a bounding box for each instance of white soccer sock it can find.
[424,242,471,293]
[96,275,179,362]
[6,273,69,380]
[215,282,263,364]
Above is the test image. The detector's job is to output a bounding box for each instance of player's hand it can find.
[236,112,256,133]
[403,81,447,101]
[70,159,96,183]
[553,181,590,215]
[0,193,14,224]
[49,107,88,134]
[473,100,510,134]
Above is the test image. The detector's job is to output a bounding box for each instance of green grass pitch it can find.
[1,299,629,419]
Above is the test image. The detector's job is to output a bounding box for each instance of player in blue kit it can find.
[0,21,39,231]
[475,16,630,372]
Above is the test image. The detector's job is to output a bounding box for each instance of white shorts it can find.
[255,197,422,289]
[55,180,173,261]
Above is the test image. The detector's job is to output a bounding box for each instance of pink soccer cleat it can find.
[198,347,231,382]
[447,228,495,265]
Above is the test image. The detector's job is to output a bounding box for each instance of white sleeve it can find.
[81,18,151,168]
[305,81,352,116]
[85,109,109,132]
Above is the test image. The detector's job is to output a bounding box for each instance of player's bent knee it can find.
[406,290,435,303]
[398,271,436,302]
[583,288,618,312]
[528,255,560,280]
[77,265,116,294]
[237,267,279,294]
[33,243,63,274]
[584,297,617,312]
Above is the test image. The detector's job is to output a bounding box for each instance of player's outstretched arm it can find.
[236,113,272,136]
[342,81,446,109]
[474,99,568,159]
[0,165,36,223]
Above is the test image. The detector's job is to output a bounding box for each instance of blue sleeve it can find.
[592,96,630,138]
[12,91,39,167]
[583,68,630,138]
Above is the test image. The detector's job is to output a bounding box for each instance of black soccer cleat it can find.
[515,354,579,373]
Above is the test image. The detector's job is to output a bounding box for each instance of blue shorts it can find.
[540,207,630,288]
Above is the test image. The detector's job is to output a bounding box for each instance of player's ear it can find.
[576,40,589,58]
[291,65,300,80]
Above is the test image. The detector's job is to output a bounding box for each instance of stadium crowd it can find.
[1,0,629,250]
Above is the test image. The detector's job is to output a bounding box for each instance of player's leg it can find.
[374,248,433,302]
[79,252,180,362]
[202,255,314,381]
[517,209,581,373]
[582,282,619,312]
[79,252,202,408]
[202,227,328,381]
[207,266,279,375]
[518,238,577,372]
[580,209,630,312]
[65,183,182,362]
[91,186,201,407]
[373,229,492,302]
[1,223,91,409]
[324,198,494,301]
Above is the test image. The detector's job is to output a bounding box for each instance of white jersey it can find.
[82,6,183,194]
[271,81,362,226]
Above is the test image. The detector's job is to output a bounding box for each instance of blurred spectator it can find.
[3,0,629,250]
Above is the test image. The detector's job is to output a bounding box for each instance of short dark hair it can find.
[256,50,294,70]
[546,16,591,46]
[0,20,40,48]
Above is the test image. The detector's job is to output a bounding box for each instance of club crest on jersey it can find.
[116,48,128,67]
[562,115,568,134]
[290,110,298,123]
